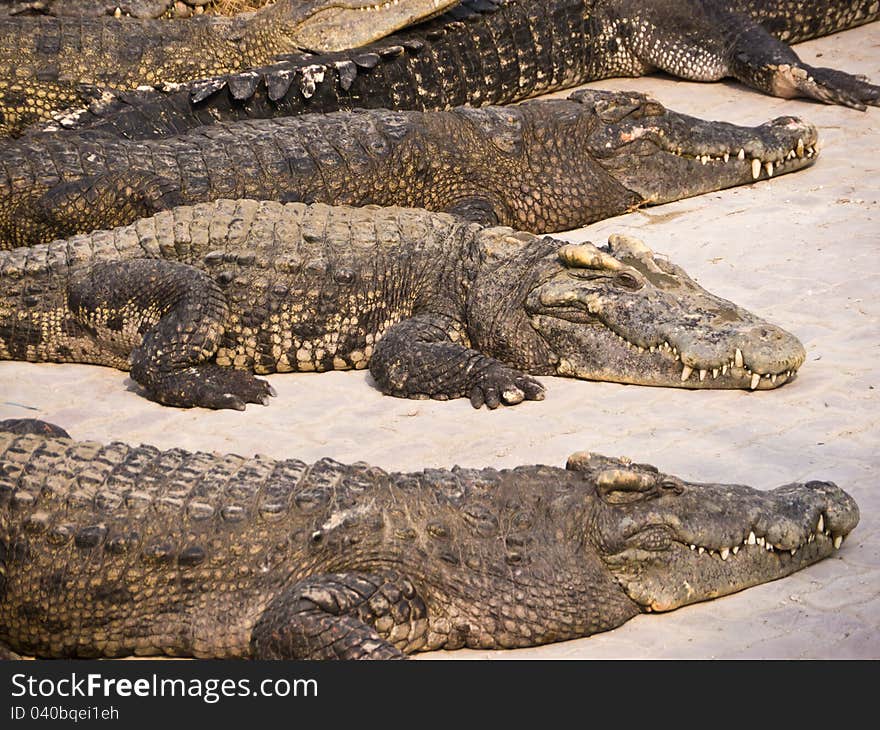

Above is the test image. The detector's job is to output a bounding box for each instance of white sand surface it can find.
[1,24,878,659]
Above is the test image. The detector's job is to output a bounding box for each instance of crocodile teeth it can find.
[766,543,773,552]
[751,158,762,179]
[765,161,774,177]
[757,536,765,546]
[723,152,730,162]
[720,548,729,561]
[681,365,694,382]
[748,531,756,545]
[808,533,814,543]
[750,373,761,390]
[722,364,729,375]
[735,348,744,368]
[712,368,719,379]
[796,138,805,157]
[690,544,696,550]
[738,148,746,160]
[834,536,843,549]
[699,369,707,381]
[817,515,824,533]
[790,548,797,555]
[732,546,739,555]
[771,374,777,384]
[698,546,705,555]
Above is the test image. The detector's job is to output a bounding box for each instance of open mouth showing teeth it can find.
[667,138,818,180]
[606,328,801,388]
[683,513,844,561]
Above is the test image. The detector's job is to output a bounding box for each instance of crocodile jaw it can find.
[288,0,458,52]
[591,113,820,204]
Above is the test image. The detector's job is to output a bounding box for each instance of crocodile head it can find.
[568,452,859,612]
[570,88,819,203]
[267,0,458,52]
[519,234,806,389]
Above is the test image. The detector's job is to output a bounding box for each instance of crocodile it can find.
[0,418,859,659]
[45,0,880,141]
[0,1,269,18]
[0,198,806,410]
[0,89,820,250]
[0,0,457,136]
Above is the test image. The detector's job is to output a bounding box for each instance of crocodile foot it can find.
[774,64,880,110]
[468,365,545,410]
[138,364,277,411]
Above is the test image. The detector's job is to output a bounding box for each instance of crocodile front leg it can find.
[725,23,880,110]
[369,313,545,409]
[251,571,429,660]
[68,259,275,410]
[608,0,880,109]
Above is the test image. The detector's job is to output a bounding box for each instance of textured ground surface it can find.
[1,24,877,660]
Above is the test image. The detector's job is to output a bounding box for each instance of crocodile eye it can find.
[659,479,684,495]
[614,271,643,290]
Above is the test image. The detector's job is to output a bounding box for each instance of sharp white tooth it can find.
[771,374,777,384]
[712,368,719,378]
[700,155,709,165]
[735,348,744,368]
[709,549,716,557]
[720,548,729,560]
[738,148,745,160]
[808,533,814,543]
[796,138,805,157]
[699,369,707,381]
[698,546,705,555]
[649,345,655,353]
[748,531,756,545]
[765,161,774,177]
[833,536,843,549]
[723,152,730,162]
[766,543,773,552]
[817,515,824,533]
[722,364,729,375]
[757,536,765,546]
[751,158,761,179]
[750,373,761,390]
[790,548,796,555]
[732,546,739,555]
[690,544,696,550]
[681,365,694,381]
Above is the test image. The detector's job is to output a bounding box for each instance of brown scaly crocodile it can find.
[0,418,859,659]
[0,89,819,249]
[0,0,458,136]
[0,199,806,410]
[0,0,270,18]
[41,0,880,141]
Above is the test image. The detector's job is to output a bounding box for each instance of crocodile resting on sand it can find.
[0,0,457,136]
[0,89,819,249]
[0,418,859,659]
[45,0,880,140]
[0,199,806,410]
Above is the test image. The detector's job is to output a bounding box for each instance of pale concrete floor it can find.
[1,24,878,659]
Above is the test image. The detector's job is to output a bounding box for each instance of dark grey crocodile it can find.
[0,89,819,249]
[48,0,880,140]
[0,418,859,659]
[0,0,457,136]
[0,199,806,410]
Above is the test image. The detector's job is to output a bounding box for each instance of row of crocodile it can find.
[0,0,876,659]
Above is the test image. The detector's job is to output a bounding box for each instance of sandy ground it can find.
[1,25,878,660]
